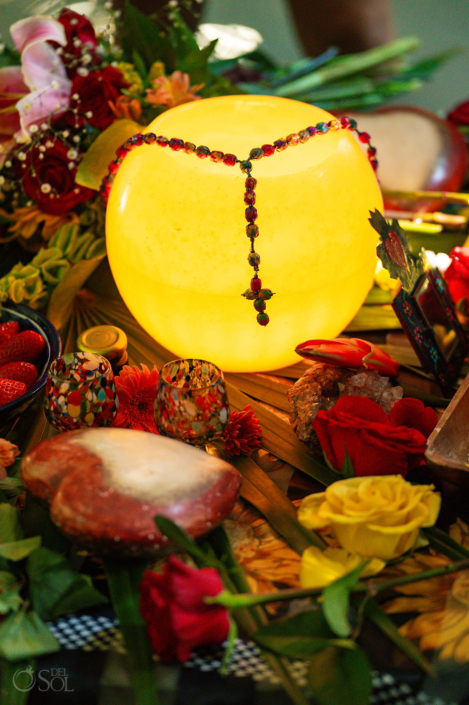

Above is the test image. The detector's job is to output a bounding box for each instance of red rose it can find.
[448,99,469,127]
[56,8,100,78]
[444,247,469,305]
[139,555,229,663]
[70,67,129,131]
[312,396,438,478]
[17,137,93,216]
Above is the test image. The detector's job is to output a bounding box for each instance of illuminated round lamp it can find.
[106,95,383,373]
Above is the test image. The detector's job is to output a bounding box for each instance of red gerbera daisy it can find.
[112,364,159,433]
[223,405,262,456]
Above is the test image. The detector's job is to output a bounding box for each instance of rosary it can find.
[102,116,378,326]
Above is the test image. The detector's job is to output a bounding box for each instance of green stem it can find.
[1,659,34,705]
[103,557,158,705]
[205,528,310,705]
[208,556,469,609]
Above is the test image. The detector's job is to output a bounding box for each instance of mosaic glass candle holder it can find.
[44,352,118,432]
[154,359,230,446]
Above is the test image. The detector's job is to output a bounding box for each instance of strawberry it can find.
[0,330,45,367]
[0,362,38,390]
[0,321,20,346]
[0,379,27,407]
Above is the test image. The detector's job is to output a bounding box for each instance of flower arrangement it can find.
[0,1,454,314]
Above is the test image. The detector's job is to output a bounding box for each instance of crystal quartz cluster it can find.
[287,362,403,450]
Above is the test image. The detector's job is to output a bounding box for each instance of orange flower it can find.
[223,405,262,456]
[145,71,204,108]
[0,438,20,479]
[112,364,159,433]
[109,95,143,122]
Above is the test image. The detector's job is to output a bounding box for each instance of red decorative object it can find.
[139,555,230,662]
[295,337,400,377]
[112,364,159,434]
[223,404,262,456]
[312,395,438,477]
[444,247,469,305]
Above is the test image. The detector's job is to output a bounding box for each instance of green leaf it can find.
[254,610,354,659]
[0,572,23,614]
[154,516,215,568]
[0,610,60,661]
[75,118,142,191]
[177,40,218,85]
[340,447,355,478]
[27,547,107,621]
[274,37,420,97]
[168,11,200,58]
[307,645,372,705]
[46,256,105,331]
[122,1,176,71]
[0,536,41,562]
[0,659,35,705]
[322,563,367,637]
[425,526,469,561]
[132,49,148,82]
[0,504,23,544]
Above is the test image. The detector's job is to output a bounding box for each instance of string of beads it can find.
[101,116,378,326]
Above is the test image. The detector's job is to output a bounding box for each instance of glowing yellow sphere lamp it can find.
[106,95,382,372]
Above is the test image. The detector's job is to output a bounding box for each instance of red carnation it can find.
[312,395,438,478]
[56,8,100,78]
[223,404,262,456]
[139,555,230,663]
[69,67,130,131]
[17,136,93,216]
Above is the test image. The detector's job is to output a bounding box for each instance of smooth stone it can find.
[21,427,241,557]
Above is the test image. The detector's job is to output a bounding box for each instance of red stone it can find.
[244,191,256,205]
[251,277,262,292]
[116,145,129,159]
[261,144,275,157]
[223,153,237,166]
[108,160,120,174]
[245,206,258,222]
[359,132,371,144]
[169,138,184,151]
[245,176,257,190]
[156,136,169,147]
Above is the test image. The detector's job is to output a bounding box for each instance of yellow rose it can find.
[298,475,441,561]
[300,546,386,589]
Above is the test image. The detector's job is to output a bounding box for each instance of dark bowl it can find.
[0,303,61,429]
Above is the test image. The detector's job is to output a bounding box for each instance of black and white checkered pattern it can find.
[45,611,458,704]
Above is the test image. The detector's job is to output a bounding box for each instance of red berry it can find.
[0,321,20,346]
[0,362,38,389]
[0,379,27,407]
[0,330,45,367]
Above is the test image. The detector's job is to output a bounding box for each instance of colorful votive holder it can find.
[44,352,118,432]
[154,359,230,446]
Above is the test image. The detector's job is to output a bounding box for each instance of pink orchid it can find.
[5,16,71,141]
[295,337,400,377]
[0,67,28,165]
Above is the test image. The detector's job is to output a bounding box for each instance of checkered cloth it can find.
[45,610,456,705]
